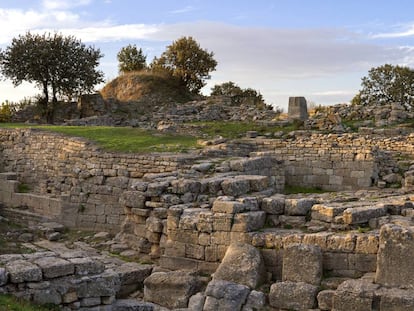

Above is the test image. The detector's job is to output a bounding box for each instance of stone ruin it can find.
[288,96,308,121]
[2,128,414,309]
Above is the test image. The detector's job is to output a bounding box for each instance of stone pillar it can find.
[288,97,308,121]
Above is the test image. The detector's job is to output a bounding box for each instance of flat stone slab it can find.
[33,256,74,279]
[69,257,105,275]
[311,204,348,222]
[6,259,42,283]
[343,205,388,224]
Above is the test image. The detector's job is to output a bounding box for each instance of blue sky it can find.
[1,0,414,110]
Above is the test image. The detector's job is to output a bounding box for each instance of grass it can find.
[0,124,199,153]
[0,294,60,311]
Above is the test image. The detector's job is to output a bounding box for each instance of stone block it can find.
[379,288,414,311]
[112,299,154,311]
[317,289,335,311]
[159,255,199,271]
[279,215,306,227]
[376,224,414,288]
[326,233,356,252]
[323,252,348,271]
[285,198,316,216]
[288,96,308,121]
[221,178,250,197]
[269,281,318,310]
[185,243,205,260]
[348,253,376,273]
[343,205,388,224]
[34,256,74,279]
[282,243,322,285]
[355,234,379,254]
[144,270,202,309]
[212,213,234,231]
[33,289,62,305]
[146,217,163,233]
[311,204,347,222]
[188,292,205,311]
[77,270,121,298]
[6,260,42,283]
[333,279,380,311]
[0,268,8,286]
[204,279,250,311]
[261,194,285,215]
[69,257,105,275]
[197,211,213,232]
[231,211,266,232]
[213,243,266,288]
[242,290,266,311]
[212,199,246,214]
[170,179,201,194]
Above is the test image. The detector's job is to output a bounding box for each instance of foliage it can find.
[0,124,199,153]
[0,294,60,311]
[0,32,104,123]
[117,44,147,73]
[150,36,217,94]
[352,64,414,109]
[211,81,278,111]
[0,101,14,122]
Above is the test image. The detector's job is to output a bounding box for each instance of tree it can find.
[0,32,104,123]
[211,81,243,97]
[151,36,217,94]
[117,44,147,73]
[211,81,267,108]
[353,64,414,109]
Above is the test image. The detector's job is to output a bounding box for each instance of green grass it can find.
[0,294,60,311]
[0,124,199,153]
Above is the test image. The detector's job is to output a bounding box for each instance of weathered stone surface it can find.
[203,279,250,311]
[77,270,121,298]
[379,288,414,311]
[343,205,388,224]
[242,290,266,311]
[261,194,285,215]
[317,289,335,311]
[0,268,8,286]
[333,279,380,311]
[34,256,74,279]
[285,198,316,216]
[69,257,105,275]
[231,211,266,232]
[143,270,202,309]
[376,224,414,288]
[221,178,250,197]
[112,299,154,311]
[212,199,246,214]
[288,96,308,121]
[119,191,146,208]
[188,292,205,311]
[311,204,347,222]
[213,243,266,288]
[6,260,42,283]
[269,281,318,310]
[282,243,322,285]
[33,289,62,305]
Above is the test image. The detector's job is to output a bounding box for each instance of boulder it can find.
[333,279,379,311]
[282,243,322,285]
[203,279,250,311]
[242,290,266,311]
[213,243,266,288]
[143,270,202,309]
[269,281,318,310]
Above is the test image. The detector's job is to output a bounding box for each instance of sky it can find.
[1,0,414,110]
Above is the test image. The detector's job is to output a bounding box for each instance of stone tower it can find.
[288,97,308,121]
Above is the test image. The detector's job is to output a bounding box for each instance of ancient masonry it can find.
[2,128,414,310]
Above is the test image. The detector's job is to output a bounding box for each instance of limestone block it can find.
[6,260,42,283]
[317,289,335,311]
[170,179,201,194]
[212,200,246,214]
[112,299,154,311]
[203,279,250,311]
[333,279,379,311]
[355,234,379,254]
[343,205,388,224]
[242,290,266,311]
[269,281,318,310]
[261,248,283,281]
[231,211,266,232]
[146,216,163,233]
[144,270,202,309]
[311,204,347,222]
[77,270,121,298]
[105,176,129,189]
[114,262,153,298]
[185,243,205,260]
[69,257,105,275]
[33,289,62,305]
[279,215,306,227]
[348,253,377,273]
[303,232,332,250]
[261,194,285,215]
[326,233,356,252]
[197,211,214,233]
[323,252,349,271]
[285,198,316,216]
[80,297,101,307]
[146,181,169,196]
[246,175,270,192]
[213,243,266,288]
[179,208,205,230]
[0,268,8,286]
[282,243,322,285]
[34,256,74,279]
[188,292,205,311]
[119,191,145,208]
[376,224,414,288]
[221,178,250,197]
[379,288,414,311]
[212,213,234,231]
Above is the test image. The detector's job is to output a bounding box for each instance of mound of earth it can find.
[100,70,195,104]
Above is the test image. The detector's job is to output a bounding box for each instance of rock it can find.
[231,211,266,232]
[261,194,285,215]
[112,299,154,311]
[94,231,110,239]
[317,290,335,310]
[379,288,414,311]
[203,279,250,311]
[342,205,388,225]
[285,198,316,216]
[40,222,65,232]
[282,243,323,285]
[221,178,250,197]
[144,270,202,309]
[242,290,266,311]
[18,232,34,242]
[188,292,205,311]
[333,279,380,311]
[0,268,8,286]
[33,256,74,279]
[114,262,153,298]
[383,173,402,184]
[119,191,146,208]
[192,162,213,173]
[77,270,121,298]
[6,259,42,283]
[213,243,266,288]
[33,289,62,305]
[269,281,318,310]
[376,224,414,288]
[46,231,61,241]
[311,204,347,222]
[69,257,105,275]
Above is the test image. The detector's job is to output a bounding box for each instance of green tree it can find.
[117,44,147,73]
[151,36,217,94]
[353,64,414,109]
[211,81,243,97]
[211,81,267,108]
[0,32,104,123]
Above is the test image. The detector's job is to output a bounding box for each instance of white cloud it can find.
[170,6,195,14]
[42,0,92,10]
